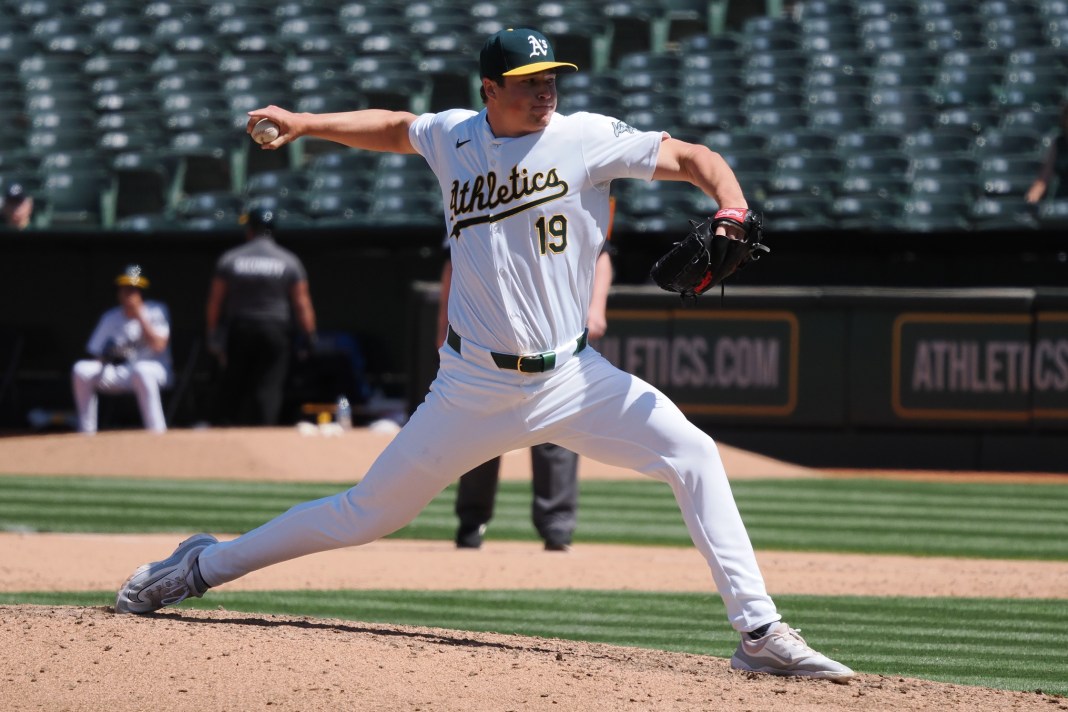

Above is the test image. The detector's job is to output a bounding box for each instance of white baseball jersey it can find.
[410,109,661,354]
[85,302,173,376]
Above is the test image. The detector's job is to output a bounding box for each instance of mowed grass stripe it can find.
[1,475,1065,560]
[560,478,1068,512]
[4,591,1065,696]
[3,491,1061,538]
[0,476,341,499]
[4,475,1061,514]
[577,507,1066,532]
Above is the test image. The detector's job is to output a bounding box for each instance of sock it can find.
[191,558,211,595]
[747,622,776,640]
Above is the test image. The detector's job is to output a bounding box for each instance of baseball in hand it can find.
[251,118,280,144]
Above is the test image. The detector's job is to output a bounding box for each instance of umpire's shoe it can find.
[730,622,854,682]
[455,523,487,549]
[115,534,217,614]
[543,532,572,552]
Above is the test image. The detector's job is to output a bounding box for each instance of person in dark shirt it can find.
[1,183,34,230]
[1026,103,1068,204]
[206,208,317,425]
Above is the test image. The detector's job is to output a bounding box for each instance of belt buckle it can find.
[517,355,541,373]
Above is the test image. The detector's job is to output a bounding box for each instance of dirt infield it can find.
[1,428,1066,711]
[7,605,1065,712]
[5,534,1068,599]
[0,427,821,482]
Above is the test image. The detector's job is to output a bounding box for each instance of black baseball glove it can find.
[102,338,134,365]
[649,208,769,298]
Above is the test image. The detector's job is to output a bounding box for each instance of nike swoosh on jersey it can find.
[455,139,471,148]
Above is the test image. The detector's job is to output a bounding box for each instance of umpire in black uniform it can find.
[206,208,318,425]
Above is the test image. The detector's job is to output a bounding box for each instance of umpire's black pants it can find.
[455,442,578,544]
[219,318,291,426]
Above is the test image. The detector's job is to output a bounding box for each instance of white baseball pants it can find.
[198,344,780,633]
[71,360,169,433]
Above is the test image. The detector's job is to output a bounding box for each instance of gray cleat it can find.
[730,622,855,682]
[115,533,217,614]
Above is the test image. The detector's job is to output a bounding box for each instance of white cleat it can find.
[115,534,217,614]
[730,622,855,682]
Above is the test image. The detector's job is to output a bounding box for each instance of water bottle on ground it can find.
[336,396,352,430]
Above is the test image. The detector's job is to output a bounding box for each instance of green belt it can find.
[447,326,589,373]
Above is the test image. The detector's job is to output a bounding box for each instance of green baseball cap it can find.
[479,28,578,78]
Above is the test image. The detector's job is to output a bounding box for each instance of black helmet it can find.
[240,206,275,233]
[4,182,27,203]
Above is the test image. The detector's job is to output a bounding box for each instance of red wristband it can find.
[714,208,748,223]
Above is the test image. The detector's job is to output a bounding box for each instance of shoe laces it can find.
[774,625,814,654]
[148,573,189,604]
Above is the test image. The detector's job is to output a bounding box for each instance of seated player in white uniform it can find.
[71,265,172,433]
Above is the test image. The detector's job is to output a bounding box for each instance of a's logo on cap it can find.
[527,35,549,58]
[116,263,149,288]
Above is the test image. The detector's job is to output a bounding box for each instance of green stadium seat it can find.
[112,151,180,220]
[40,168,114,228]
[901,128,977,157]
[968,196,1039,230]
[897,194,972,231]
[830,194,905,229]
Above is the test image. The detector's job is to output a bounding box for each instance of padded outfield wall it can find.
[409,283,1068,472]
[2,227,1067,471]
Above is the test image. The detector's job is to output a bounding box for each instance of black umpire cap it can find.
[4,182,27,204]
[240,206,275,234]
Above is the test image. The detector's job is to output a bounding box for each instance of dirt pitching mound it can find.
[0,427,819,482]
[3,605,1064,712]
[3,428,1066,710]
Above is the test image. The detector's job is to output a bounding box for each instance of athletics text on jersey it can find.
[411,109,661,355]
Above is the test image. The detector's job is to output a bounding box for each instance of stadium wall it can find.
[410,282,1068,473]
[2,227,1067,472]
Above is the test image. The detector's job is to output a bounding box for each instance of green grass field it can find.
[2,476,1067,559]
[2,474,1066,696]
